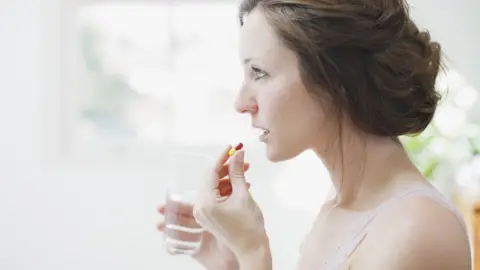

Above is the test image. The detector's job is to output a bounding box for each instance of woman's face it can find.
[236,9,336,162]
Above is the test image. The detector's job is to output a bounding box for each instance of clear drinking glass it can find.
[163,151,214,255]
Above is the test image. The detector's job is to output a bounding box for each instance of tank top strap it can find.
[323,185,467,270]
[373,185,467,232]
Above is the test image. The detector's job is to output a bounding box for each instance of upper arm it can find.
[353,197,471,270]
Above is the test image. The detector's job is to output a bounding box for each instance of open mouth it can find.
[254,127,269,135]
[252,124,270,141]
[256,128,270,141]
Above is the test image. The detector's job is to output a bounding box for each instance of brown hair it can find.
[239,0,442,137]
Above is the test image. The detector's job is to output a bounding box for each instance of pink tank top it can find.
[321,185,469,270]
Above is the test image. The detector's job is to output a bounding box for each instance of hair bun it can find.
[352,25,442,137]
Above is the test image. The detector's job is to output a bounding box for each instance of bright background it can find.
[1,0,479,269]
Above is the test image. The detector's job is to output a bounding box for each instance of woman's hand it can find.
[157,152,251,270]
[193,146,272,270]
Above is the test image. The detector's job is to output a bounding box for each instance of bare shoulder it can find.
[352,192,472,270]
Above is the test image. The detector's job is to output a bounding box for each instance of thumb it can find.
[228,149,247,191]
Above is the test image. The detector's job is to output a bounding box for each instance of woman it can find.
[157,0,472,269]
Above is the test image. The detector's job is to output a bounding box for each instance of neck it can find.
[313,131,418,207]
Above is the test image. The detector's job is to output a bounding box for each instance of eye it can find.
[251,66,267,80]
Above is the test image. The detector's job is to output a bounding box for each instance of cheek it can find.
[255,82,287,120]
[274,84,323,136]
[263,78,301,113]
[258,77,324,135]
[283,93,328,147]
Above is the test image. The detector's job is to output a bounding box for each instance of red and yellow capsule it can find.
[228,143,244,156]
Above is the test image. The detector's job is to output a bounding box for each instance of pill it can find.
[228,143,244,156]
[234,143,244,150]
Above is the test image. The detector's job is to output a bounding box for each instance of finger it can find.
[164,198,194,217]
[157,205,165,215]
[163,213,201,231]
[218,179,251,197]
[215,145,233,173]
[205,145,232,191]
[228,150,247,192]
[218,163,250,179]
[157,222,165,232]
[218,178,251,191]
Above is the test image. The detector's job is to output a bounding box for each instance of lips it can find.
[253,125,270,141]
[258,128,270,136]
[253,125,269,135]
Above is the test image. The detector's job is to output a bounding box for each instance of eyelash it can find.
[251,67,267,80]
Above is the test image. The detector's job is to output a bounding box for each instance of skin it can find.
[157,7,472,270]
[156,160,251,270]
[234,8,471,270]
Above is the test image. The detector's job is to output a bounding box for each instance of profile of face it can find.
[235,0,441,163]
[235,9,335,162]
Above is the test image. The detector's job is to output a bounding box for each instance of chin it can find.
[265,138,304,162]
[266,149,286,162]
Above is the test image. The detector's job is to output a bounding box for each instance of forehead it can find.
[239,9,284,62]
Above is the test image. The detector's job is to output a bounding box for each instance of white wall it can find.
[0,1,478,270]
[0,0,43,268]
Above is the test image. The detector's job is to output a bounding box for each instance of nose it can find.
[234,85,258,114]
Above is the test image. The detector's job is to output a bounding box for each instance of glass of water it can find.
[164,151,214,256]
